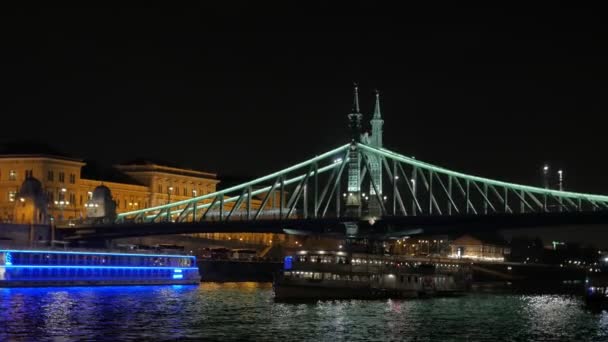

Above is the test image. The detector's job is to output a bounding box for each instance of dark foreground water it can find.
[1,283,608,341]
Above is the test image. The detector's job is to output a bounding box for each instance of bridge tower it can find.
[345,84,363,217]
[367,90,384,218]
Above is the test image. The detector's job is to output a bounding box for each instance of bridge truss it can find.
[115,142,608,225]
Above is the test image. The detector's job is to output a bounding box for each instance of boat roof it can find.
[0,249,195,258]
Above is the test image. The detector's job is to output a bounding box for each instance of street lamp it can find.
[57,188,67,222]
[557,169,564,212]
[541,164,550,211]
[166,186,174,222]
[168,186,174,204]
[542,164,550,189]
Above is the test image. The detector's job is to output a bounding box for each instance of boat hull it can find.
[273,280,465,301]
[0,279,199,287]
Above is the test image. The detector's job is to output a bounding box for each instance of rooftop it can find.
[0,141,82,162]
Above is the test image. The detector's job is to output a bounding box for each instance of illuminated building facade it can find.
[448,234,510,262]
[1,152,283,248]
[0,154,218,224]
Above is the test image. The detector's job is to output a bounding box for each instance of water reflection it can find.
[1,285,608,341]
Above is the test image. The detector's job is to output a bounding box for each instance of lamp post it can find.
[167,186,174,222]
[51,188,68,246]
[191,189,198,222]
[557,170,564,212]
[542,164,549,211]
[55,188,67,223]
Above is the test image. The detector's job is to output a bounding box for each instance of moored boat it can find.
[273,250,471,300]
[584,254,608,307]
[0,248,200,287]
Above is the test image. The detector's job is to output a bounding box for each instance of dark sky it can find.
[1,4,607,195]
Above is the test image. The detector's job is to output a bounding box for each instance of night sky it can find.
[2,4,607,196]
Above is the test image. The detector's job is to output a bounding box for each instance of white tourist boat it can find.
[273,250,472,300]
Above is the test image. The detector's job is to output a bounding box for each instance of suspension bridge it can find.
[59,87,608,241]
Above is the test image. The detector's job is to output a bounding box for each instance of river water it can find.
[1,283,607,341]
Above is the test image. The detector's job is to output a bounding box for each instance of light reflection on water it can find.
[1,283,608,341]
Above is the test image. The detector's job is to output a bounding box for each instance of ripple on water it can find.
[1,284,608,342]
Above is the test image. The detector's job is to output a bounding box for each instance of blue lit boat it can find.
[0,249,200,287]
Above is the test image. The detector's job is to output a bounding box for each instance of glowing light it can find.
[0,249,196,259]
[3,265,198,270]
[284,256,293,270]
[172,274,184,279]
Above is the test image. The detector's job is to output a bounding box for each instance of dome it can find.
[91,185,113,201]
[18,176,43,198]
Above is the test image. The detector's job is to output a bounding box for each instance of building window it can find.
[59,172,65,182]
[70,193,75,205]
[47,190,54,202]
[80,195,83,205]
[8,191,16,202]
[9,170,17,181]
[183,187,187,196]
[25,170,32,178]
[158,185,162,193]
[69,174,76,184]
[48,171,54,181]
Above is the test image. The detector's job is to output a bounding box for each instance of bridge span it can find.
[66,88,608,242]
[59,210,608,241]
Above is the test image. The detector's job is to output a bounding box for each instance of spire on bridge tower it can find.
[352,83,361,114]
[346,82,363,218]
[370,89,384,148]
[367,89,384,218]
[347,82,364,143]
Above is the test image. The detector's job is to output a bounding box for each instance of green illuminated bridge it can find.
[114,142,608,226]
[61,87,608,240]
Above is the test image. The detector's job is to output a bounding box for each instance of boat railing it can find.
[0,245,194,257]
